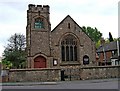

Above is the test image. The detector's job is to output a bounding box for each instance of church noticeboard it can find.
[83,55,89,65]
[53,59,57,66]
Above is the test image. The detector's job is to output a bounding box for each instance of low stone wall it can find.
[80,65,120,80]
[2,65,120,82]
[60,65,81,81]
[60,65,120,81]
[8,68,61,82]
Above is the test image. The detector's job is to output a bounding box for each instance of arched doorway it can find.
[34,56,46,68]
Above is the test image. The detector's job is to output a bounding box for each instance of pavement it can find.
[1,81,58,86]
[0,78,119,86]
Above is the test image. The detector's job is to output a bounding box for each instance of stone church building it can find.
[26,4,96,68]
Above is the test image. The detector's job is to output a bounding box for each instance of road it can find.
[1,78,119,90]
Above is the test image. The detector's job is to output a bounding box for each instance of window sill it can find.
[60,62,81,66]
[32,29,47,32]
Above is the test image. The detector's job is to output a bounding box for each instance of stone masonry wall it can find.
[80,65,120,80]
[60,65,120,81]
[51,16,96,67]
[8,68,61,82]
[3,66,120,82]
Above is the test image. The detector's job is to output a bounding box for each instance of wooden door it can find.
[34,56,46,68]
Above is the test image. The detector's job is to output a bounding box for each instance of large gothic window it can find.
[61,35,77,62]
[34,18,44,29]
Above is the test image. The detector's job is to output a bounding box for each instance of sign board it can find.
[83,55,89,65]
[53,59,57,66]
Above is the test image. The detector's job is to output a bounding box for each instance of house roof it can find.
[97,41,117,53]
[51,15,94,41]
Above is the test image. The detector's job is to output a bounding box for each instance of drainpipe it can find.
[117,39,120,57]
[103,46,106,66]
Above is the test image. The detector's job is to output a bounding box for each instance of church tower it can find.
[26,4,51,68]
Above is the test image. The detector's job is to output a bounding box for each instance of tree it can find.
[109,32,114,42]
[7,33,26,51]
[2,33,26,69]
[2,59,12,69]
[82,26,102,43]
[96,40,101,49]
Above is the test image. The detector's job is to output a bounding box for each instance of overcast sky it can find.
[0,0,119,57]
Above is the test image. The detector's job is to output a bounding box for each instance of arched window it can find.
[34,18,44,29]
[61,34,77,62]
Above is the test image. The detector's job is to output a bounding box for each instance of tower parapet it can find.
[28,4,49,13]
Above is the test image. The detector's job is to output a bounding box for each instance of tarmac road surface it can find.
[1,78,119,90]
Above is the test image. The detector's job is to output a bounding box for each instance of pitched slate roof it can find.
[97,41,117,53]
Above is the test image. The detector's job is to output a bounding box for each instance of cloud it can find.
[0,44,5,57]
[0,0,119,56]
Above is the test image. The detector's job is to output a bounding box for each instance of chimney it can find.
[100,37,105,46]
